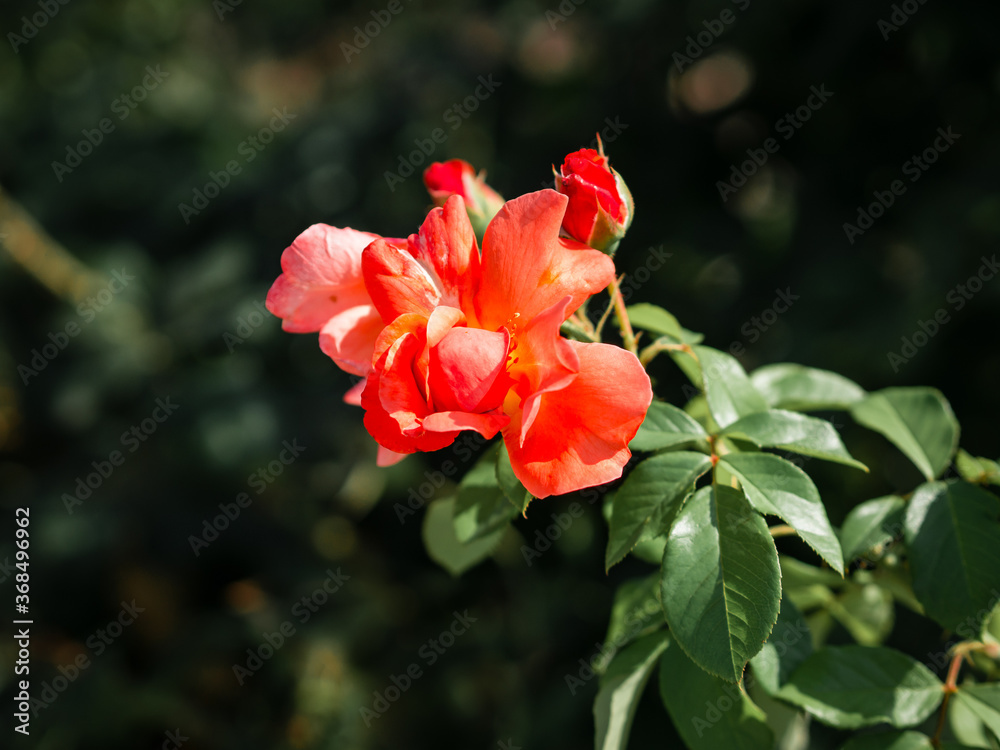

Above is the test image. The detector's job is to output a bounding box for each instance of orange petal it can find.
[422,410,508,439]
[362,240,442,323]
[407,195,480,316]
[475,190,616,330]
[504,341,652,499]
[429,326,511,413]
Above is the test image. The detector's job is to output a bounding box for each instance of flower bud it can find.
[423,160,504,237]
[554,142,633,254]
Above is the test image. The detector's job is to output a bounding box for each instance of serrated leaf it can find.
[850,387,959,481]
[423,497,505,576]
[626,303,684,340]
[776,645,943,729]
[603,574,665,657]
[453,446,518,542]
[660,484,781,682]
[956,449,1000,488]
[750,363,867,412]
[953,683,1000,743]
[904,480,1000,632]
[721,452,844,574]
[496,441,532,514]
[723,409,868,471]
[840,496,906,566]
[750,596,813,695]
[629,400,709,452]
[838,731,934,750]
[659,642,775,750]
[606,451,712,570]
[594,630,670,750]
[694,346,769,429]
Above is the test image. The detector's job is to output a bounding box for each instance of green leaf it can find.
[695,346,769,429]
[496,442,532,514]
[840,496,906,566]
[826,581,895,646]
[723,409,868,471]
[838,731,934,750]
[423,497,506,576]
[594,630,670,750]
[602,574,665,657]
[721,452,845,574]
[850,387,959,481]
[453,446,519,542]
[606,451,712,570]
[629,400,709,452]
[949,684,998,748]
[750,363,867,412]
[953,683,1000,743]
[955,449,1000,488]
[749,596,813,695]
[660,484,781,682]
[659,642,775,750]
[626,303,684,340]
[904,480,1000,632]
[776,645,943,729]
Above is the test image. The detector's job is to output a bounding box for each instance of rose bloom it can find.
[555,146,633,252]
[358,190,651,497]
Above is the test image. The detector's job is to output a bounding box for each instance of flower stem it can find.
[609,274,637,355]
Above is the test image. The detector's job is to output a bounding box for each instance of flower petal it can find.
[475,190,615,330]
[422,410,508,439]
[429,326,511,413]
[362,240,442,323]
[318,304,385,376]
[407,195,481,316]
[504,341,652,498]
[266,224,379,333]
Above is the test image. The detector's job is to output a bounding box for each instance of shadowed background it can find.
[1,0,999,747]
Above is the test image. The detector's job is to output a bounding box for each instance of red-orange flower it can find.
[424,159,504,235]
[555,146,633,253]
[359,190,652,498]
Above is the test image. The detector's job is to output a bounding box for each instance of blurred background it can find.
[1,0,999,747]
